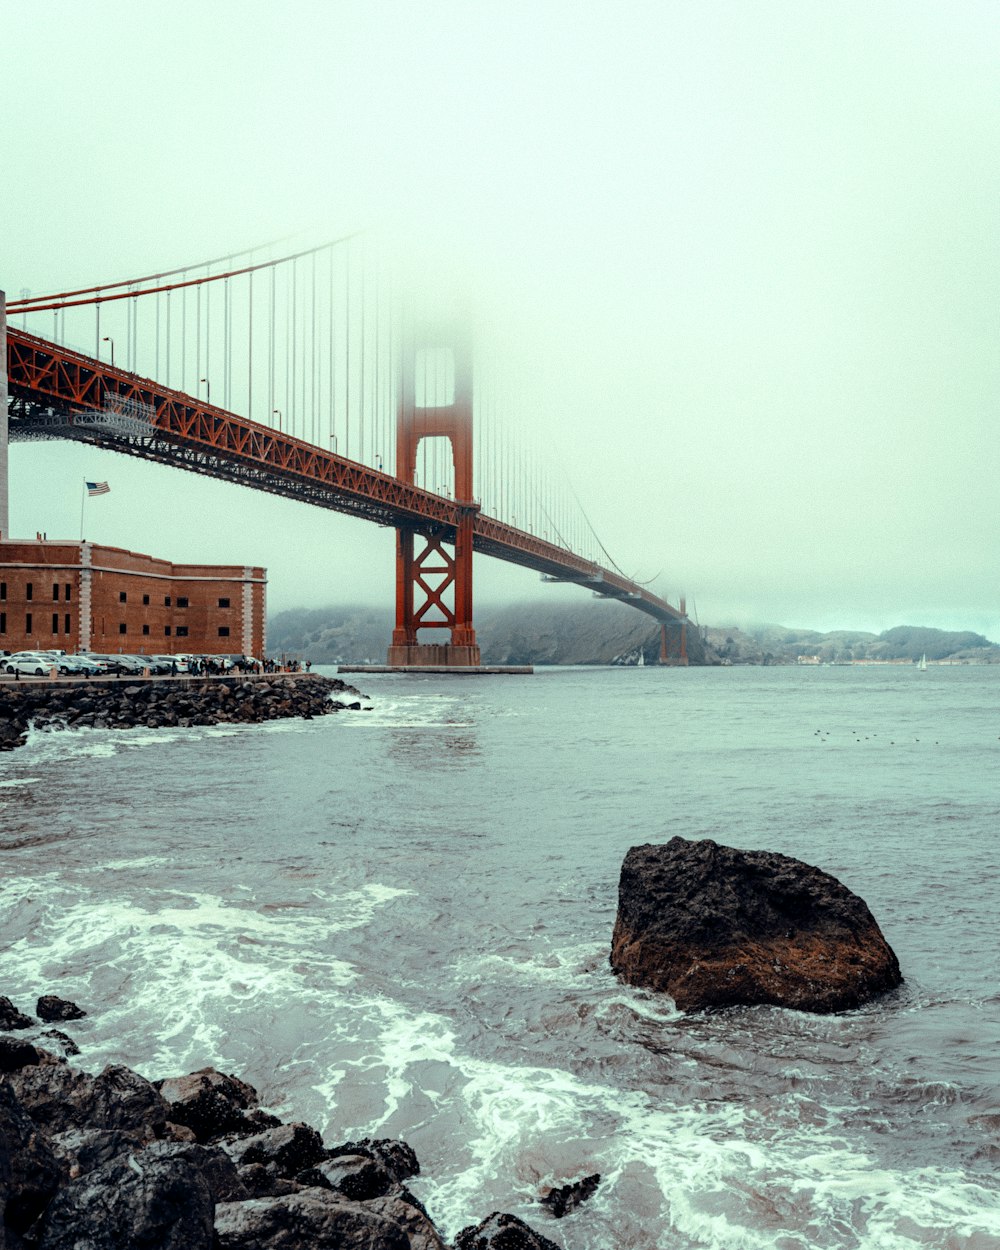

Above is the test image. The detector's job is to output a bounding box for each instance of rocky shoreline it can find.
[0,674,370,752]
[0,994,573,1249]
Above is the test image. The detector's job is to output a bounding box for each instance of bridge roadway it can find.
[6,328,685,625]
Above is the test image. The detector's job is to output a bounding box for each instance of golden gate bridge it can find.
[1,236,689,667]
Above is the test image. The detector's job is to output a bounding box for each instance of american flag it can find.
[86,481,110,497]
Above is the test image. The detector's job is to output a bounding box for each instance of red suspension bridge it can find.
[1,237,689,667]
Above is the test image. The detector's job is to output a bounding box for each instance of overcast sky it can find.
[3,1,997,637]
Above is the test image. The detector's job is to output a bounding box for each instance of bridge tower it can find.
[387,320,481,667]
[0,290,7,536]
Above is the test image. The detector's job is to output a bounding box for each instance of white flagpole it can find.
[80,480,86,541]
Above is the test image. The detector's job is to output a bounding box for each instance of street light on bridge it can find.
[200,377,211,404]
[102,336,115,367]
[272,408,282,431]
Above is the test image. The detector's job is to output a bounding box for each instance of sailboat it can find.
[917,654,928,671]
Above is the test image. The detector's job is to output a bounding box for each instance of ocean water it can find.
[1,664,998,1249]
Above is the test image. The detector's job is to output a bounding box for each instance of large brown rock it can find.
[610,837,902,1013]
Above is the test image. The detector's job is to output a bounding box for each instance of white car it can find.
[4,652,57,676]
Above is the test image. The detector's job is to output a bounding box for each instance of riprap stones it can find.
[610,836,902,1013]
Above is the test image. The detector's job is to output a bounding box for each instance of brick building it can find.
[0,539,266,657]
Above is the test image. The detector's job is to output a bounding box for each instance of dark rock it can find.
[328,1136,420,1183]
[141,1140,250,1202]
[455,1211,564,1250]
[297,1152,394,1201]
[214,1189,410,1249]
[0,1036,41,1072]
[37,1030,80,1058]
[155,1067,260,1141]
[539,1172,600,1217]
[366,1191,449,1250]
[9,1061,170,1136]
[36,995,87,1023]
[0,997,34,1031]
[0,1078,67,1234]
[50,1126,145,1177]
[236,1162,301,1198]
[223,1121,327,1177]
[36,1152,214,1250]
[610,837,903,1012]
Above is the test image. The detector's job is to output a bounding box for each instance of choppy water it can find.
[2,665,999,1248]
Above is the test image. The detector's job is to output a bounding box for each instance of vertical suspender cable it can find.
[269,266,276,427]
[310,251,317,446]
[359,242,366,465]
[195,284,201,398]
[345,243,351,459]
[328,246,335,453]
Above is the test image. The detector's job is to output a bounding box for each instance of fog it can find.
[4,2,997,637]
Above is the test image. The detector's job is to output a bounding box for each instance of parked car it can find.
[86,653,145,676]
[3,652,57,676]
[54,655,104,676]
[150,655,189,674]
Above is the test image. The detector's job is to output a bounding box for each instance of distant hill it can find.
[267,603,998,666]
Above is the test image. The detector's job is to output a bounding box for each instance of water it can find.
[1,665,998,1248]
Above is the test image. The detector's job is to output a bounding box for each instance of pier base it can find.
[386,642,481,667]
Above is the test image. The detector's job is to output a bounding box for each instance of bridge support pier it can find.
[388,319,481,668]
[659,598,689,666]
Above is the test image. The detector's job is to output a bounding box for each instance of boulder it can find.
[539,1172,600,1217]
[365,1191,449,1250]
[328,1137,420,1184]
[214,1190,410,1249]
[36,996,87,1023]
[223,1122,327,1177]
[0,997,33,1031]
[297,1153,395,1201]
[155,1068,261,1142]
[36,1152,214,1250]
[610,837,903,1012]
[0,1036,41,1072]
[455,1212,564,1250]
[0,1078,67,1235]
[9,1061,170,1137]
[50,1126,146,1178]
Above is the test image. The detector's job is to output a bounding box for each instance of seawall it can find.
[0,673,369,751]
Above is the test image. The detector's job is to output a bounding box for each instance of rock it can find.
[455,1211,564,1250]
[214,1189,410,1249]
[9,1061,170,1136]
[0,1035,41,1072]
[328,1137,420,1183]
[0,1078,67,1235]
[236,1162,301,1198]
[36,995,87,1023]
[297,1153,395,1201]
[610,837,903,1013]
[155,1067,260,1141]
[0,997,34,1031]
[38,1030,80,1058]
[539,1172,600,1217]
[50,1126,146,1178]
[223,1122,327,1177]
[141,1141,250,1202]
[365,1191,449,1250]
[36,1152,214,1250]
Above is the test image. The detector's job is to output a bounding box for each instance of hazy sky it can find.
[4,1,997,637]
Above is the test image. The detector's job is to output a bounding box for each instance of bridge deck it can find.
[6,327,685,625]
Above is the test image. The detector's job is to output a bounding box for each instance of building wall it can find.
[0,540,266,656]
